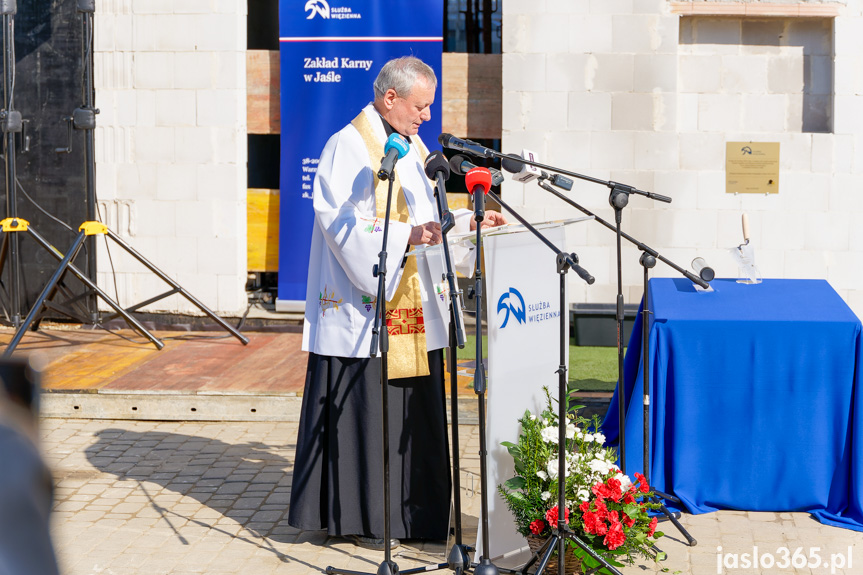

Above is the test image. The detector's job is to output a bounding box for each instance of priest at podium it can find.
[288,55,506,549]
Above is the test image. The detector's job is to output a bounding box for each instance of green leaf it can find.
[504,477,526,490]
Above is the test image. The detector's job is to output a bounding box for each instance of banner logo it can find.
[305,0,330,19]
[497,288,526,328]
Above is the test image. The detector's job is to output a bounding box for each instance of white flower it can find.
[565,422,577,439]
[536,470,548,481]
[593,432,606,445]
[583,433,595,443]
[529,414,537,421]
[588,457,615,476]
[577,488,590,502]
[547,459,559,480]
[541,426,559,444]
[615,473,633,492]
[541,491,552,501]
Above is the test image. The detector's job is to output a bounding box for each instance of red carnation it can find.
[594,500,609,522]
[591,482,609,501]
[545,505,570,525]
[634,472,650,493]
[647,516,658,537]
[605,477,624,502]
[579,500,591,513]
[623,492,636,504]
[623,514,635,528]
[603,520,626,550]
[529,519,546,535]
[583,511,607,536]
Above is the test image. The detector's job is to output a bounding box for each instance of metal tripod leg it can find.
[105,229,249,345]
[4,231,87,355]
[5,224,165,354]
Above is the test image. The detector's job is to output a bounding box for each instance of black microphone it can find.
[448,154,505,187]
[378,133,410,181]
[691,257,715,283]
[424,151,455,234]
[438,133,495,159]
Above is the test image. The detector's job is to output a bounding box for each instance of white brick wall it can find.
[503,5,863,319]
[96,0,247,315]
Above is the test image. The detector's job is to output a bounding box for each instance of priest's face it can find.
[380,76,435,136]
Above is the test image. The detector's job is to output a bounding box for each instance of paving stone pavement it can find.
[40,418,861,575]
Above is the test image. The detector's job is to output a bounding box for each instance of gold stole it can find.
[351,111,430,379]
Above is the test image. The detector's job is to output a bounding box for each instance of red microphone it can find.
[465,167,492,221]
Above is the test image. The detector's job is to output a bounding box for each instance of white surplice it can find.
[302,104,474,358]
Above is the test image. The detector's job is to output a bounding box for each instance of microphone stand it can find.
[434,171,473,574]
[327,174,398,575]
[468,180,501,575]
[398,170,472,575]
[481,190,619,575]
[461,149,673,477]
[532,179,698,546]
[637,252,697,546]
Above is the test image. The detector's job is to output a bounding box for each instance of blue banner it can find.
[277,0,444,309]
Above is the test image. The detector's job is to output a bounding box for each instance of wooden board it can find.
[247,188,280,272]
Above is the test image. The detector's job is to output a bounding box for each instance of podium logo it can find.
[497,288,526,328]
[305,0,330,19]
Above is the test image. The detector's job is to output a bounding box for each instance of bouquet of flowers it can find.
[498,388,664,573]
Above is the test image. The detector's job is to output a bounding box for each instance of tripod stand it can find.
[477,189,622,575]
[2,0,248,354]
[0,0,23,327]
[526,179,699,547]
[636,254,697,546]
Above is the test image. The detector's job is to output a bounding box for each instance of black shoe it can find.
[348,534,400,551]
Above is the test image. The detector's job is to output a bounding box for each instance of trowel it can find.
[729,213,762,284]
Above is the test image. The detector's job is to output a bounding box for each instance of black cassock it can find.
[288,350,451,540]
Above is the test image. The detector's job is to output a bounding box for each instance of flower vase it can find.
[526,535,583,575]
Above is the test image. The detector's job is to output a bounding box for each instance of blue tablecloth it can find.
[600,278,863,531]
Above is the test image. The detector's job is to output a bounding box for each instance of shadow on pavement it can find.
[83,427,375,573]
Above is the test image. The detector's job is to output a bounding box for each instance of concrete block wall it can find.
[502,0,863,318]
[94,0,247,315]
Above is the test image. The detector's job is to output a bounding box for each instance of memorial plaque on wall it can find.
[8,0,86,312]
[726,142,780,194]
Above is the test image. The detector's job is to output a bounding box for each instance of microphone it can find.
[448,154,505,187]
[378,133,410,181]
[424,151,455,234]
[501,150,541,183]
[438,133,495,159]
[501,151,573,191]
[464,166,492,222]
[691,257,715,282]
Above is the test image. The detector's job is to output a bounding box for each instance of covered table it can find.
[601,278,863,531]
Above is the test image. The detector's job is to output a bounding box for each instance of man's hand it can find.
[409,221,442,246]
[470,210,509,231]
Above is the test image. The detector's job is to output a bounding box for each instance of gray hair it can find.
[373,56,437,100]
